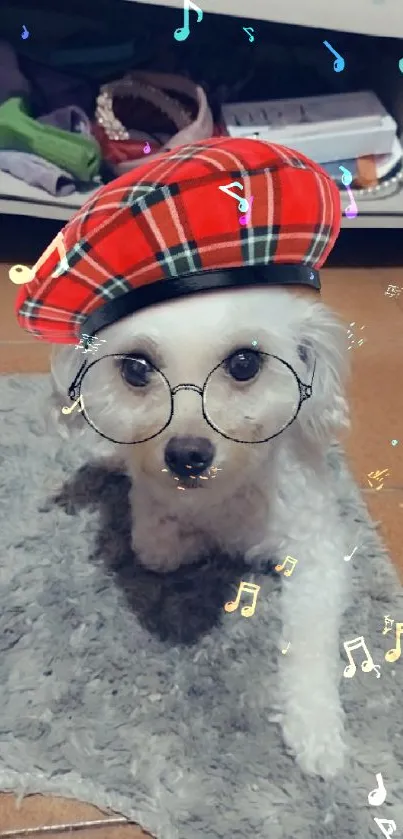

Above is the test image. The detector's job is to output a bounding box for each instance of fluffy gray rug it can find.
[1,373,403,839]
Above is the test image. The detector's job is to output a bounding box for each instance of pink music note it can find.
[239,196,254,225]
[345,186,358,219]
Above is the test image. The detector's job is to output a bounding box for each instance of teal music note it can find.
[174,0,203,42]
[339,165,352,187]
[323,40,345,72]
[218,181,249,214]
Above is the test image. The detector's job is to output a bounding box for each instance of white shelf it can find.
[1,170,403,227]
[0,171,99,222]
[131,0,403,39]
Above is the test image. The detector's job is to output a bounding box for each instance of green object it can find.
[0,97,101,182]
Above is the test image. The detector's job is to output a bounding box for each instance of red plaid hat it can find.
[15,137,341,345]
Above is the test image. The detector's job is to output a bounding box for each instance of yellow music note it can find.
[224,581,260,618]
[275,556,298,577]
[61,396,84,415]
[343,635,381,679]
[8,264,33,285]
[385,621,403,663]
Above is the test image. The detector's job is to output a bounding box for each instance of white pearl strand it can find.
[348,167,403,200]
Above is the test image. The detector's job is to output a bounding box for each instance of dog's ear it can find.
[295,303,350,445]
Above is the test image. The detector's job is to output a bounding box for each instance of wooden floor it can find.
[0,217,402,837]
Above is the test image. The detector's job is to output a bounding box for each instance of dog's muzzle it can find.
[164,435,215,478]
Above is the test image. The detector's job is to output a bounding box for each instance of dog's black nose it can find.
[164,436,215,478]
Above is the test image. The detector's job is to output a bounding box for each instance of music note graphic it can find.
[61,396,84,415]
[174,0,203,41]
[224,581,261,618]
[368,772,387,807]
[239,196,254,225]
[218,181,249,214]
[8,264,33,285]
[339,165,352,187]
[374,818,397,839]
[274,556,298,577]
[385,621,403,663]
[281,642,291,655]
[345,186,358,219]
[382,615,394,635]
[343,635,381,679]
[323,40,345,72]
[344,546,358,562]
[242,27,255,43]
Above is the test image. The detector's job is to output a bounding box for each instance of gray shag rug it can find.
[1,374,403,839]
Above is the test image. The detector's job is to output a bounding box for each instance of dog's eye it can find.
[225,349,262,382]
[120,355,154,387]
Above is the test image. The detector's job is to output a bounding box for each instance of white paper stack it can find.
[221,91,397,164]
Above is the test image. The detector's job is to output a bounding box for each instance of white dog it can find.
[50,284,350,780]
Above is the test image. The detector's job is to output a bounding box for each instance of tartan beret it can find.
[15,137,341,345]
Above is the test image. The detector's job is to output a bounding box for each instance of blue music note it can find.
[323,40,345,73]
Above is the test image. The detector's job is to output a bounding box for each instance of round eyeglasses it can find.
[65,350,315,445]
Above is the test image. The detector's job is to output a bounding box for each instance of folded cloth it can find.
[0,41,30,107]
[0,97,101,182]
[0,150,77,196]
[39,105,93,136]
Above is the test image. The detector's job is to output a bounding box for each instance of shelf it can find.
[130,0,403,39]
[1,171,403,228]
[0,171,99,222]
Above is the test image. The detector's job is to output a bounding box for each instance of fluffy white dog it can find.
[50,283,350,780]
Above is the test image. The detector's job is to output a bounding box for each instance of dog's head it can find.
[50,286,349,497]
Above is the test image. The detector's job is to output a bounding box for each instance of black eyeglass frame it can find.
[67,351,316,445]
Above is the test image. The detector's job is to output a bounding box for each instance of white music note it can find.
[344,546,358,562]
[218,181,249,214]
[174,0,203,42]
[374,818,397,838]
[343,635,381,679]
[368,773,387,807]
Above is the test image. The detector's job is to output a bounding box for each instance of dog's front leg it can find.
[275,474,349,779]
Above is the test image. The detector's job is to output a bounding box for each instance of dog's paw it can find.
[282,710,347,779]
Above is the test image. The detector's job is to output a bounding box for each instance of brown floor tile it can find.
[363,489,403,581]
[321,267,403,489]
[0,342,51,373]
[0,793,151,837]
[0,268,35,343]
